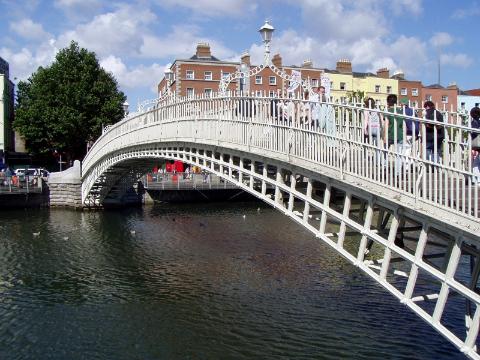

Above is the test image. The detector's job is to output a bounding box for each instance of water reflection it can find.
[0,203,463,359]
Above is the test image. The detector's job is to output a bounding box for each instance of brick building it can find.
[422,83,458,112]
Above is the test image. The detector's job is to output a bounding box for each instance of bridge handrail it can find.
[82,92,480,220]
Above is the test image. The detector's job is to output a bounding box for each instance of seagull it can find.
[130,230,136,235]
[63,236,69,240]
[243,215,246,219]
[257,208,260,212]
[33,232,40,237]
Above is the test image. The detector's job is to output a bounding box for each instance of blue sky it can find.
[1,0,478,108]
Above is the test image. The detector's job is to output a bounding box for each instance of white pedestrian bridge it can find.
[82,93,480,358]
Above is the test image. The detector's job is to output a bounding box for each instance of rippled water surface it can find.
[0,203,464,359]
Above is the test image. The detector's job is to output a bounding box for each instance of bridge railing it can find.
[83,92,480,219]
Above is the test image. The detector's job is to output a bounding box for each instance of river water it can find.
[0,203,464,359]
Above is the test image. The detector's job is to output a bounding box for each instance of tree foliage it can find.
[14,41,126,161]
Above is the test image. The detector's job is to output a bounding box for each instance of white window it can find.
[186,88,194,97]
[386,86,392,94]
[400,87,407,95]
[411,88,418,96]
[442,95,448,103]
[204,88,212,96]
[222,72,230,79]
[425,94,432,101]
[269,76,276,85]
[375,85,381,93]
[255,90,263,97]
[340,82,346,90]
[255,75,262,85]
[204,71,212,80]
[340,96,347,104]
[269,90,276,97]
[461,102,466,110]
[311,79,319,87]
[330,81,334,89]
[186,70,194,80]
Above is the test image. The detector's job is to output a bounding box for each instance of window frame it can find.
[186,88,194,97]
[400,87,407,96]
[204,71,213,81]
[340,82,346,90]
[186,70,195,80]
[411,88,418,96]
[375,85,381,93]
[255,75,262,85]
[269,76,276,85]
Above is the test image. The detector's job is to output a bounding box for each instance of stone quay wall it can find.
[47,160,83,209]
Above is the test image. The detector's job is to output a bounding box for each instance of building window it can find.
[255,90,263,97]
[340,96,347,104]
[186,88,194,97]
[400,88,407,95]
[330,81,334,89]
[461,102,466,110]
[255,75,262,85]
[425,94,432,101]
[386,86,392,94]
[340,82,346,90]
[411,88,418,96]
[442,95,448,103]
[222,72,230,79]
[375,85,381,93]
[269,90,276,97]
[186,70,194,80]
[311,79,318,87]
[204,71,212,81]
[269,76,276,85]
[204,88,212,96]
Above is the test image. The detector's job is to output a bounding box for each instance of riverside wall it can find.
[47,160,83,208]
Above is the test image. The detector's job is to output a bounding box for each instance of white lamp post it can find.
[259,20,274,65]
[165,69,174,94]
[122,101,129,116]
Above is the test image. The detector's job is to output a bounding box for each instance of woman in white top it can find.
[363,97,383,145]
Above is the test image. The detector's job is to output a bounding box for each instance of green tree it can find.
[346,90,366,105]
[14,41,126,162]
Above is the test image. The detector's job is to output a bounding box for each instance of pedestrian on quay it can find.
[5,166,12,188]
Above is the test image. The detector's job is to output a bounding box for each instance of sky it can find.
[0,0,478,110]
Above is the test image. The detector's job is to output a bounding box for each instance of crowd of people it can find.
[243,89,480,182]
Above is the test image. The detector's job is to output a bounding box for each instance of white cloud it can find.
[140,25,236,60]
[157,0,257,17]
[0,41,57,81]
[452,3,480,19]
[56,4,156,57]
[440,53,473,68]
[9,19,51,41]
[298,0,388,42]
[53,0,103,20]
[391,0,423,16]
[100,55,165,94]
[430,32,454,48]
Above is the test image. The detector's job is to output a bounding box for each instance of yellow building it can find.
[325,60,399,105]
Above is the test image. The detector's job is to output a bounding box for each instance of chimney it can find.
[336,59,352,74]
[376,67,389,79]
[302,59,313,68]
[196,43,211,58]
[272,53,282,68]
[241,51,251,66]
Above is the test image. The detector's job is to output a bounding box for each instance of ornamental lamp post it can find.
[259,20,274,65]
[122,101,129,116]
[165,68,174,94]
